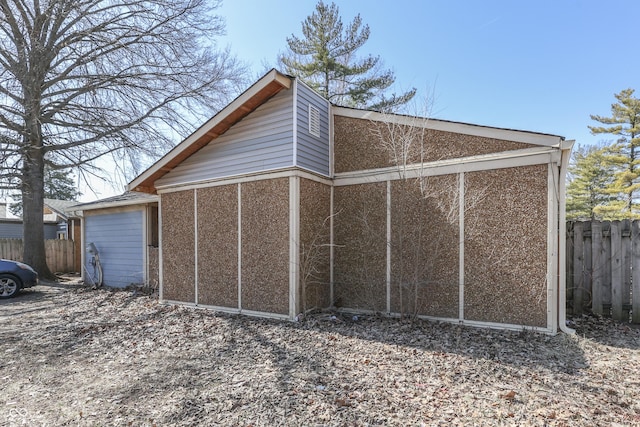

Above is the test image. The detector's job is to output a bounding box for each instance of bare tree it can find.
[299,212,341,315]
[0,0,246,277]
[369,104,487,319]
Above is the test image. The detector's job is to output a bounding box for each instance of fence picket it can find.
[583,221,593,310]
[572,222,584,314]
[622,219,632,320]
[602,222,612,310]
[610,221,624,321]
[0,238,75,273]
[566,222,574,304]
[591,221,603,316]
[633,221,640,324]
[567,220,640,324]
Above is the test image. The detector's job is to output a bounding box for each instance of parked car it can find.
[0,259,39,299]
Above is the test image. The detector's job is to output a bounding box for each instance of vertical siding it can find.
[296,81,330,176]
[157,89,295,188]
[85,210,144,288]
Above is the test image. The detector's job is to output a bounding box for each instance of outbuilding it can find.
[129,69,573,334]
[70,192,159,289]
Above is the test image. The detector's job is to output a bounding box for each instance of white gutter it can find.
[558,140,575,334]
[69,195,159,212]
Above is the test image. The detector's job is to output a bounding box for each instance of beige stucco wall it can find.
[333,115,535,174]
[299,178,332,311]
[333,182,387,311]
[464,164,548,327]
[157,114,554,329]
[390,176,459,318]
[196,184,238,309]
[240,178,290,315]
[161,190,195,302]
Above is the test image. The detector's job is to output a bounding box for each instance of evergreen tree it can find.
[10,167,81,217]
[566,144,615,220]
[588,89,640,218]
[279,1,416,111]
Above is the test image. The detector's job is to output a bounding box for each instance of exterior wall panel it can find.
[241,178,290,314]
[390,177,459,318]
[84,209,144,288]
[0,220,58,239]
[464,165,548,327]
[333,183,387,311]
[334,115,535,174]
[161,190,195,302]
[299,178,332,310]
[157,90,294,188]
[196,185,238,308]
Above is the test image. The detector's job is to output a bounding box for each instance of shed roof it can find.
[67,191,159,213]
[44,199,78,220]
[128,69,293,194]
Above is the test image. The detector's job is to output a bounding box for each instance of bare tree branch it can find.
[0,0,247,277]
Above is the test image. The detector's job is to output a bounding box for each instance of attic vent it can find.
[308,105,321,138]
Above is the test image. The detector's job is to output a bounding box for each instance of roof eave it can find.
[67,195,160,213]
[128,69,293,194]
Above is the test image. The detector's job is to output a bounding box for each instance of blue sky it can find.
[71,0,638,202]
[218,0,639,148]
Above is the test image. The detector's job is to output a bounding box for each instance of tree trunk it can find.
[22,145,54,280]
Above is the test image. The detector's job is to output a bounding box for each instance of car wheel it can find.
[0,274,21,299]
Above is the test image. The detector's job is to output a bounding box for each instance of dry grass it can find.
[1,282,639,426]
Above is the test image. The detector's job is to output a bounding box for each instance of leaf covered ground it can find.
[1,282,639,426]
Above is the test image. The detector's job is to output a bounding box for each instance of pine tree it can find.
[10,167,80,217]
[566,145,615,220]
[279,1,416,112]
[588,88,640,218]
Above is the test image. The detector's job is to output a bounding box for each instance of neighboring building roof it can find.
[44,199,78,221]
[128,68,293,194]
[68,192,159,213]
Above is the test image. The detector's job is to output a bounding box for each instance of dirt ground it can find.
[1,281,639,426]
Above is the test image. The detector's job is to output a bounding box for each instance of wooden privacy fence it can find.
[567,220,640,323]
[0,238,75,274]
